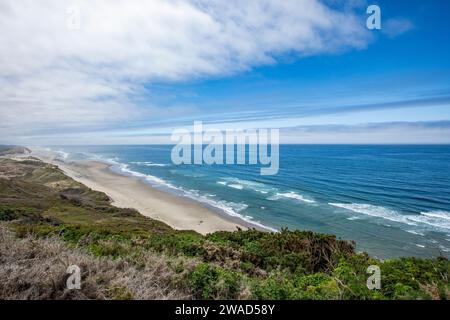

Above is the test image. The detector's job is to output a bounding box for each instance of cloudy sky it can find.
[1,0,450,144]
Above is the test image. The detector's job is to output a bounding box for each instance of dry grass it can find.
[0,223,194,300]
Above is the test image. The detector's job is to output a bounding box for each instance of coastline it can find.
[26,148,251,235]
[2,146,448,300]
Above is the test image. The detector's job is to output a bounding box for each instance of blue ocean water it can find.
[49,145,450,259]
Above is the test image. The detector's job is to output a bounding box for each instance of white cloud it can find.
[0,0,370,141]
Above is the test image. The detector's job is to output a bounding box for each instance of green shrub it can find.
[109,286,134,300]
[208,228,355,275]
[147,232,205,256]
[381,257,449,299]
[250,272,296,299]
[189,263,242,299]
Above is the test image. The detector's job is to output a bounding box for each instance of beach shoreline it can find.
[24,147,252,235]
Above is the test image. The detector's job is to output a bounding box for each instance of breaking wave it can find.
[131,161,169,167]
[329,203,450,232]
[268,192,316,204]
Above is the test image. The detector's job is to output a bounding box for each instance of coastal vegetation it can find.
[0,154,448,300]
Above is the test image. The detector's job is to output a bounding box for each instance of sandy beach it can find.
[26,148,247,235]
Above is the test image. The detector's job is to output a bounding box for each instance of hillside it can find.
[0,146,31,156]
[0,155,448,300]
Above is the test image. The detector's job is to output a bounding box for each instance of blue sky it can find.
[1,0,450,144]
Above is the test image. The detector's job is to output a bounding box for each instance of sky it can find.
[1,0,450,144]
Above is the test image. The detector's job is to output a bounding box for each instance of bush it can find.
[147,232,205,256]
[189,263,242,299]
[381,257,450,299]
[250,272,296,300]
[207,228,355,275]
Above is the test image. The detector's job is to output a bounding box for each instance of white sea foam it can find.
[131,161,169,167]
[56,150,69,160]
[90,154,121,165]
[181,189,277,232]
[415,244,425,248]
[269,191,316,204]
[330,203,450,233]
[406,230,425,236]
[116,162,180,190]
[408,211,450,231]
[218,178,315,204]
[329,203,417,226]
[420,210,450,221]
[220,178,274,194]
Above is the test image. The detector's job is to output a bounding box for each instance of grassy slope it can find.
[0,156,448,300]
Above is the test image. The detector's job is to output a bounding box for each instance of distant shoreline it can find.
[25,147,261,235]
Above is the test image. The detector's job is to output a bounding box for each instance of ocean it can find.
[47,145,450,259]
